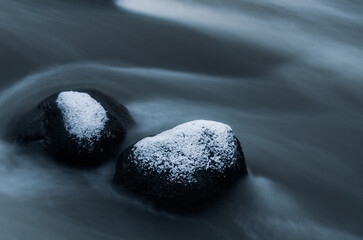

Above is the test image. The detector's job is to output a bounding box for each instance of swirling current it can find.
[0,0,362,239]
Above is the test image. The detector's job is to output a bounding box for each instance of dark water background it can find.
[0,0,362,239]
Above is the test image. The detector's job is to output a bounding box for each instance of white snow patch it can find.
[132,120,238,185]
[56,91,108,149]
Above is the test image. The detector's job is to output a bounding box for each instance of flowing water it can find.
[0,0,362,239]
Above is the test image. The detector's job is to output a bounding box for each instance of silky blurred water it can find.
[0,0,362,239]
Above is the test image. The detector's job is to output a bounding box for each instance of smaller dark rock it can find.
[8,89,133,167]
[114,120,247,210]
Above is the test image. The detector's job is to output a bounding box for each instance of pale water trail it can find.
[115,0,363,76]
[0,0,362,239]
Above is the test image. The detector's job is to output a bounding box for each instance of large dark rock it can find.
[8,89,133,167]
[114,120,247,210]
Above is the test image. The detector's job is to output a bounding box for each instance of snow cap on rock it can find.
[131,120,238,185]
[56,91,108,148]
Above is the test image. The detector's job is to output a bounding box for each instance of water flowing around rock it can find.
[0,0,362,239]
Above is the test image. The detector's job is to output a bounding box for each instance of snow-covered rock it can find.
[114,120,247,210]
[56,91,109,150]
[8,90,133,167]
